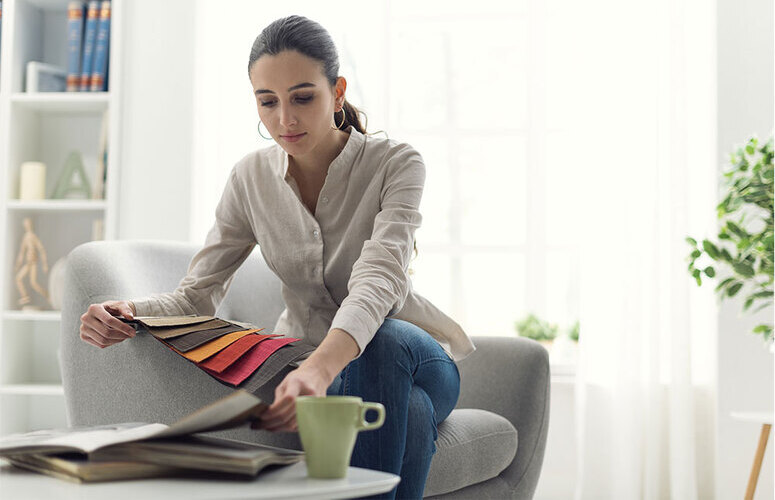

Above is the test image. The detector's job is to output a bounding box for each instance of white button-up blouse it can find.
[130,126,475,362]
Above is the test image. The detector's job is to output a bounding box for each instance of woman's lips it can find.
[281,133,306,143]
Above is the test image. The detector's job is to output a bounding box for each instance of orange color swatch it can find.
[170,328,265,363]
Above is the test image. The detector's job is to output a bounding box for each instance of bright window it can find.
[191,0,581,365]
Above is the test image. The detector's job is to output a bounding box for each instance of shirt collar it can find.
[278,126,365,180]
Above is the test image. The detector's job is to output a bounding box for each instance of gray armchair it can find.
[60,240,550,498]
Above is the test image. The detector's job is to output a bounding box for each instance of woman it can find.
[79,15,475,499]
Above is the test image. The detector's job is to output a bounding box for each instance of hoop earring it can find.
[257,121,272,140]
[331,107,346,130]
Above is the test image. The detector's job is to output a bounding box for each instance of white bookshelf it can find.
[0,0,123,436]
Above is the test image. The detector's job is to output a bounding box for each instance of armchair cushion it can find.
[424,409,518,497]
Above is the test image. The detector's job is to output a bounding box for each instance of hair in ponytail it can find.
[248,15,367,134]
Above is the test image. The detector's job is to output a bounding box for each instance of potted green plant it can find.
[568,320,580,342]
[686,134,774,344]
[514,313,558,348]
[514,313,580,365]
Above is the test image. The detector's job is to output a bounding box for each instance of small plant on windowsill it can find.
[515,314,580,364]
[686,134,774,346]
[568,320,580,342]
[514,314,581,343]
[514,313,558,348]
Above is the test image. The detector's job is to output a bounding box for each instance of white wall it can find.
[533,378,577,499]
[716,0,774,498]
[117,0,195,241]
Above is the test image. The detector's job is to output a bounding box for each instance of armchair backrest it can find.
[59,239,286,429]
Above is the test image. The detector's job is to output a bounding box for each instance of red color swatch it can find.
[198,333,281,373]
[201,337,300,385]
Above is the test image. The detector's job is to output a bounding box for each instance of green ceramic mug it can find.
[295,396,385,478]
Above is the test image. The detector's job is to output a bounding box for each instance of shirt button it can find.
[321,196,329,203]
[312,229,320,238]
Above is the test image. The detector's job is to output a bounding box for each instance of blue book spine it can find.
[79,1,100,91]
[66,1,85,92]
[89,0,111,92]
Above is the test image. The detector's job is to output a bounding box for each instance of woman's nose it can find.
[279,104,297,128]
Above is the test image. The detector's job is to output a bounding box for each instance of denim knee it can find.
[405,385,438,463]
[360,318,416,364]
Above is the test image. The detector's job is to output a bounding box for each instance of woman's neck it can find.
[289,129,350,181]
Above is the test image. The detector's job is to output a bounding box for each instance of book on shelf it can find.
[89,0,111,92]
[79,1,100,91]
[66,0,110,93]
[0,389,304,483]
[66,1,85,92]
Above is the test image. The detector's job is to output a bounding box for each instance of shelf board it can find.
[11,92,110,113]
[25,0,69,11]
[0,384,64,396]
[7,199,106,211]
[3,310,61,322]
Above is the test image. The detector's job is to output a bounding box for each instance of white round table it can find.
[0,460,400,500]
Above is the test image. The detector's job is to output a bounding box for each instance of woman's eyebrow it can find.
[255,82,316,95]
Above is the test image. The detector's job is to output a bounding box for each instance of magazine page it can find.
[0,422,168,456]
[150,390,267,439]
[0,390,265,456]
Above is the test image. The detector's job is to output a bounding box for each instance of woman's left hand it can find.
[255,363,330,432]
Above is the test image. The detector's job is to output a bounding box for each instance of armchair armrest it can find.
[455,336,550,499]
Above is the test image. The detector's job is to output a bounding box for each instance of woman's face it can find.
[249,50,345,158]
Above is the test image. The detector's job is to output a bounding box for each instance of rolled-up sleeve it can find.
[130,167,256,317]
[329,145,425,358]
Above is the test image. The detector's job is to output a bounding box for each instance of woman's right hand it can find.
[79,300,137,349]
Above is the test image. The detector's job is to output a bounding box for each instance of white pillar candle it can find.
[19,162,46,200]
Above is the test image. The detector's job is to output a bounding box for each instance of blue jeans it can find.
[326,318,461,500]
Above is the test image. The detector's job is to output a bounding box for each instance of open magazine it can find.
[0,390,303,482]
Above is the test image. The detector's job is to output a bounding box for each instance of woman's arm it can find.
[302,328,360,382]
[258,327,358,431]
[328,143,425,357]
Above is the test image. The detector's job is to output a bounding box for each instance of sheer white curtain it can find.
[572,0,717,498]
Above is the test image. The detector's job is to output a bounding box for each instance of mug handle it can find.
[358,402,385,431]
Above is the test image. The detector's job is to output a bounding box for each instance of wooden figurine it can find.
[14,217,50,310]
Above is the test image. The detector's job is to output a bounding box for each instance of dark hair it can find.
[248,15,367,134]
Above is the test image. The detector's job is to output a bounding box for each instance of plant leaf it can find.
[728,282,743,297]
[702,240,721,260]
[715,277,736,292]
[727,221,748,239]
[733,262,755,278]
